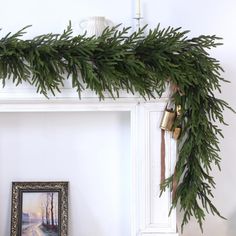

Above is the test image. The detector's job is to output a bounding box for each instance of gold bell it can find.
[176,105,182,117]
[172,104,182,139]
[160,109,176,131]
[173,127,181,140]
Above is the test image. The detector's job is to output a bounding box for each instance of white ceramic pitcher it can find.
[80,16,113,37]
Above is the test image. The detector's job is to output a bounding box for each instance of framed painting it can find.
[11,181,68,236]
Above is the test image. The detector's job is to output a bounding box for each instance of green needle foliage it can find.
[0,23,233,231]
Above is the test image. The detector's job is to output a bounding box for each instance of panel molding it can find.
[135,103,177,235]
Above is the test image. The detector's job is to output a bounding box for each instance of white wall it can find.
[0,0,236,235]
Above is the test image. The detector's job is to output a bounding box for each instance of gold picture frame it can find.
[11,181,68,236]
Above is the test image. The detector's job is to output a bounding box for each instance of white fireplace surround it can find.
[0,84,178,236]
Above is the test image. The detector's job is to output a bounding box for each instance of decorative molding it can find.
[135,103,177,235]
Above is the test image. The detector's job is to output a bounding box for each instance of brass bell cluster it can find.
[160,103,182,140]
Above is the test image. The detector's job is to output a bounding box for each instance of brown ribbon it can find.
[170,82,185,96]
[160,129,166,184]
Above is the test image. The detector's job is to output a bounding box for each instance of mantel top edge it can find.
[0,89,170,103]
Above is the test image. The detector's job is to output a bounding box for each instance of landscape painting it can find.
[11,182,68,236]
[21,192,59,236]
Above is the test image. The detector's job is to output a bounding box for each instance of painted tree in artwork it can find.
[50,192,54,226]
[45,193,50,225]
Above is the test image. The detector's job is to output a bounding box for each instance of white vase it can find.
[79,16,113,37]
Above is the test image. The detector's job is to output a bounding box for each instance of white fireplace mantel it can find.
[0,84,178,236]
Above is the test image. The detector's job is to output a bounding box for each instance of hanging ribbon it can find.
[160,82,183,193]
[160,129,166,184]
[160,101,175,186]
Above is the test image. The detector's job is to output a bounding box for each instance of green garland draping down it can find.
[0,23,233,231]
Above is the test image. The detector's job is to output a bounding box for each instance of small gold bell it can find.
[173,127,181,140]
[160,109,176,131]
[176,105,182,117]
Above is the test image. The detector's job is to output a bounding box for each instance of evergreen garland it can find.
[0,23,234,231]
